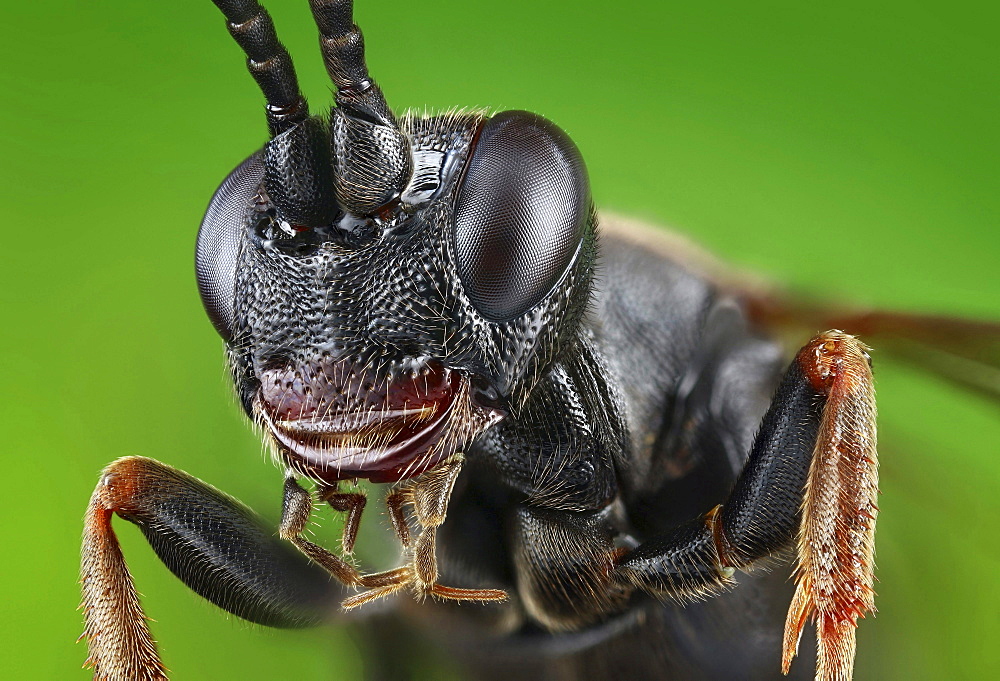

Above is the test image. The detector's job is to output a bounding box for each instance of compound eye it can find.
[453,111,590,322]
[195,153,263,341]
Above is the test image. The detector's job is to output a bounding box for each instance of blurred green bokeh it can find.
[3,1,997,679]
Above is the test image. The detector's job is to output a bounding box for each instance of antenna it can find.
[211,0,338,226]
[309,0,412,216]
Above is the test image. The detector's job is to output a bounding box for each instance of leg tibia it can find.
[719,349,825,565]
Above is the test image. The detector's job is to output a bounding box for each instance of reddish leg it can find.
[317,484,367,554]
[613,331,878,681]
[385,488,412,546]
[781,333,878,680]
[342,457,507,609]
[81,457,337,681]
[82,460,167,681]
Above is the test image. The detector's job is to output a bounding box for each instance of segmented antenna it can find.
[309,0,391,123]
[308,0,412,216]
[211,0,307,135]
[211,0,338,227]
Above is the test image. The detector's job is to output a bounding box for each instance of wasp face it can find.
[196,110,594,484]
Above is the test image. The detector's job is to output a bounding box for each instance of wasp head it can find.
[195,0,594,484]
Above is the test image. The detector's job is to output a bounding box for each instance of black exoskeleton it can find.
[82,2,884,680]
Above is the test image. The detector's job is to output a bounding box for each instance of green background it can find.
[3,0,998,679]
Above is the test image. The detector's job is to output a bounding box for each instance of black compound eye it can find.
[195,153,263,341]
[453,111,590,322]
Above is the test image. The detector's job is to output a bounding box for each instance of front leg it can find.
[342,456,508,609]
[506,332,876,680]
[615,331,878,681]
[81,457,340,681]
[317,483,367,554]
[280,477,375,587]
